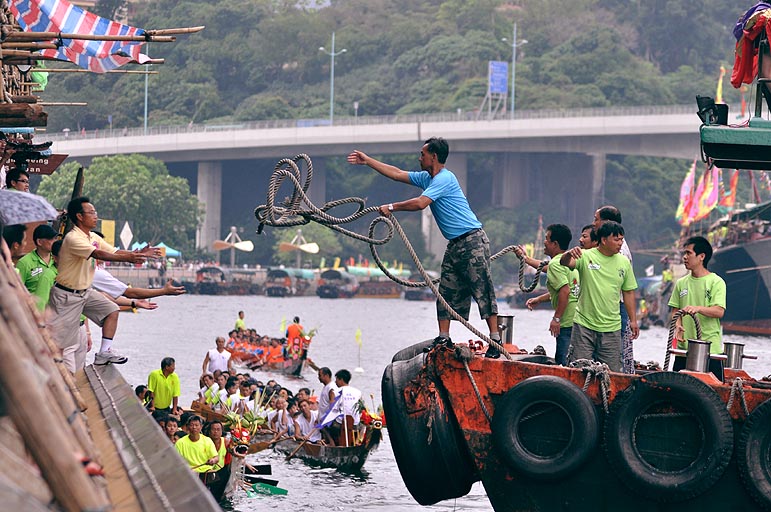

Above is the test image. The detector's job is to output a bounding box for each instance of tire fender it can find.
[737,397,771,510]
[491,375,599,480]
[603,371,733,502]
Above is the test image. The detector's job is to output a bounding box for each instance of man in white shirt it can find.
[202,336,233,375]
[317,366,338,417]
[293,399,321,442]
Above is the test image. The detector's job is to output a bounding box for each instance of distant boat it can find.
[182,266,261,295]
[404,271,438,301]
[316,269,358,298]
[264,267,316,297]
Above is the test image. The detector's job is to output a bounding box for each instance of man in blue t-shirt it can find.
[347,137,502,357]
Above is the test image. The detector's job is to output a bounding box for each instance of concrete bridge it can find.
[50,105,702,256]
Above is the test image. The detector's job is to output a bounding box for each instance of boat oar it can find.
[285,429,319,461]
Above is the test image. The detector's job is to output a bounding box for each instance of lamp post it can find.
[319,32,347,125]
[502,23,528,119]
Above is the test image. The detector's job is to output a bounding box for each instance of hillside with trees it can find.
[34,0,756,272]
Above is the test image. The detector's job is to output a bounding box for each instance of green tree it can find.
[37,154,202,252]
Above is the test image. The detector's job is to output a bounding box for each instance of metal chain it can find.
[663,309,703,370]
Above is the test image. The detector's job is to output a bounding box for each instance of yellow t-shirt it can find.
[175,434,218,473]
[147,369,181,409]
[56,226,117,290]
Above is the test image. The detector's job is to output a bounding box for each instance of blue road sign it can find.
[489,61,509,94]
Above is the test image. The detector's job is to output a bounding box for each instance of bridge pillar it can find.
[196,161,222,253]
[493,152,606,230]
[308,158,326,207]
[422,153,468,261]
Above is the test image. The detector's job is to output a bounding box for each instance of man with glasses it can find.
[5,168,30,192]
[48,196,161,370]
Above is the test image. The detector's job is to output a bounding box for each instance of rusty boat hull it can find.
[382,341,771,511]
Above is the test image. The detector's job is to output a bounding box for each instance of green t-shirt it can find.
[147,369,181,409]
[546,253,579,327]
[235,318,246,331]
[175,434,217,472]
[667,272,726,353]
[574,247,637,332]
[16,250,55,310]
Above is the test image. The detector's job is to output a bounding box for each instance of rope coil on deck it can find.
[570,359,612,413]
[254,154,531,359]
[663,309,703,370]
[727,377,750,417]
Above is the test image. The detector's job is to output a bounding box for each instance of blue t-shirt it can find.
[408,168,481,240]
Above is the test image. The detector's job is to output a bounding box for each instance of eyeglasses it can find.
[15,179,29,183]
[82,210,97,216]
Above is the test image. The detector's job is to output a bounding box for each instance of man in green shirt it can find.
[519,224,579,365]
[560,221,638,372]
[147,357,181,418]
[15,224,59,311]
[175,415,219,474]
[667,236,726,377]
[235,310,246,331]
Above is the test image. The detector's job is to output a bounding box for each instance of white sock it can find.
[100,337,113,353]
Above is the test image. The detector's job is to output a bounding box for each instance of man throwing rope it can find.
[347,137,502,358]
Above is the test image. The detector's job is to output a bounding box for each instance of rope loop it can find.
[664,310,703,370]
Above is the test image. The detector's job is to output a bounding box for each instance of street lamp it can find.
[502,23,528,119]
[319,32,347,125]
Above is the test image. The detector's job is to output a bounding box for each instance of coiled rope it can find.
[726,377,750,417]
[570,359,612,413]
[254,154,539,359]
[663,310,703,370]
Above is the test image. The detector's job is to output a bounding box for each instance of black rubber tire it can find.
[381,354,477,506]
[491,375,599,480]
[737,398,771,510]
[603,371,733,502]
[391,340,433,362]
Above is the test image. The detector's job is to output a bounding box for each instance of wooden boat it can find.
[381,335,771,511]
[355,279,403,299]
[272,424,382,472]
[182,266,261,295]
[316,268,359,298]
[264,267,315,297]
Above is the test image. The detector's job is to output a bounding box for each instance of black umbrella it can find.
[0,189,59,226]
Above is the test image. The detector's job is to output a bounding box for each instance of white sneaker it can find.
[94,350,128,365]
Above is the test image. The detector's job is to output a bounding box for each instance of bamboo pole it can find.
[0,273,108,510]
[31,68,159,74]
[39,101,88,106]
[5,31,175,42]
[1,42,58,49]
[145,26,205,35]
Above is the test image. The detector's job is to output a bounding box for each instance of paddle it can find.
[246,463,271,475]
[233,240,254,252]
[244,475,279,486]
[285,429,319,461]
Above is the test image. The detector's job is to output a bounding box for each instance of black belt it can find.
[55,282,88,294]
[451,228,481,242]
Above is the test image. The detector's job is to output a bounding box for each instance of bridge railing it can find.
[45,104,696,142]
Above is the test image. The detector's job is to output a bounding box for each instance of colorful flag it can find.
[716,65,726,103]
[315,392,342,429]
[11,0,151,72]
[676,160,696,225]
[691,166,720,222]
[718,169,740,209]
[355,328,362,347]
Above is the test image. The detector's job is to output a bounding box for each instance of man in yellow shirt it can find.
[147,357,181,418]
[47,197,160,369]
[175,415,219,474]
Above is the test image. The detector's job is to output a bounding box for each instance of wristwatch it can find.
[388,203,394,211]
[552,317,560,323]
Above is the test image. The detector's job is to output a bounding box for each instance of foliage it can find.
[36,155,202,252]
